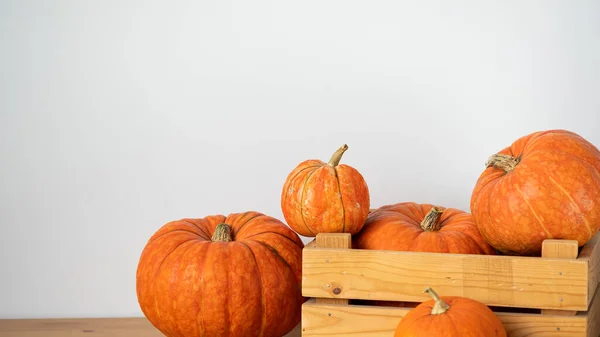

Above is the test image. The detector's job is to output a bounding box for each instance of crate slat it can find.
[579,232,600,307]
[301,299,590,337]
[586,285,600,337]
[541,239,580,316]
[314,234,352,306]
[302,247,589,311]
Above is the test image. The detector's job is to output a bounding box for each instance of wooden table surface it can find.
[0,317,302,337]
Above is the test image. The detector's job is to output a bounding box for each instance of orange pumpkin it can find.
[470,129,600,256]
[281,144,370,237]
[394,287,507,337]
[353,202,496,255]
[136,211,305,337]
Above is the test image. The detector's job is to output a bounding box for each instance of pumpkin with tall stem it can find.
[281,144,371,237]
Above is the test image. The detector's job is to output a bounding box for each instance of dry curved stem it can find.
[485,153,520,173]
[328,144,349,167]
[424,287,450,315]
[212,223,233,242]
[420,207,444,232]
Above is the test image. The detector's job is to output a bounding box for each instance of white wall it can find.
[1,0,599,319]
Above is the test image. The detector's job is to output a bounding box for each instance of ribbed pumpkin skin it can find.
[353,202,496,255]
[136,211,305,337]
[394,294,507,337]
[281,145,370,237]
[470,129,600,256]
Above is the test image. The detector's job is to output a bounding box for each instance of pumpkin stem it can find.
[327,144,349,167]
[211,223,233,242]
[485,153,520,173]
[420,207,444,232]
[424,287,450,315]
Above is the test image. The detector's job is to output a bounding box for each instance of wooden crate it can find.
[300,231,600,337]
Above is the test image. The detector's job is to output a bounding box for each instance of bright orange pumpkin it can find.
[470,129,600,256]
[353,202,496,255]
[136,211,305,337]
[281,144,370,237]
[394,287,507,337]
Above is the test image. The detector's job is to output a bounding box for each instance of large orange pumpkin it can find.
[394,287,507,337]
[470,129,600,256]
[136,211,305,337]
[281,144,370,237]
[353,202,496,255]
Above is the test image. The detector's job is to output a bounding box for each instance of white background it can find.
[1,0,599,319]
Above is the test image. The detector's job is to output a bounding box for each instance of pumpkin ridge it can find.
[281,165,322,211]
[540,146,600,178]
[232,212,265,237]
[225,245,232,337]
[519,130,553,154]
[515,185,552,239]
[521,131,600,173]
[332,167,346,233]
[182,219,216,240]
[184,242,211,337]
[484,178,503,247]
[196,242,212,337]
[299,169,319,236]
[449,303,500,334]
[152,238,200,281]
[431,232,450,252]
[253,240,296,278]
[546,173,593,236]
[242,230,305,249]
[405,314,430,334]
[151,238,198,335]
[238,241,266,337]
[452,226,494,255]
[444,312,460,335]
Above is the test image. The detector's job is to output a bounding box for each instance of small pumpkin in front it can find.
[353,202,496,255]
[394,287,507,337]
[281,144,370,237]
[470,129,600,256]
[136,211,305,337]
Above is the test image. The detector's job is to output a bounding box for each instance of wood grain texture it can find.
[302,246,589,310]
[587,284,600,337]
[542,239,580,260]
[301,298,600,337]
[580,231,600,306]
[0,318,302,337]
[541,239,580,316]
[314,233,352,306]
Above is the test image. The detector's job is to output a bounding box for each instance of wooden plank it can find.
[542,239,579,260]
[316,233,352,249]
[579,231,600,307]
[301,299,590,337]
[541,239,580,316]
[586,283,600,337]
[0,318,302,337]
[302,247,589,310]
[314,233,352,305]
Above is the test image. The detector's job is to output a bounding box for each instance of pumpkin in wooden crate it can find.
[394,287,507,336]
[136,211,305,337]
[281,144,370,237]
[353,202,496,255]
[470,129,600,256]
